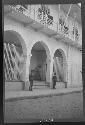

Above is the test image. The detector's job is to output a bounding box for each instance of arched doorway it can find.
[53,49,67,83]
[29,41,51,86]
[4,30,27,82]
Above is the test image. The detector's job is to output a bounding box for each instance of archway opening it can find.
[30,41,50,84]
[4,30,25,82]
[53,49,67,83]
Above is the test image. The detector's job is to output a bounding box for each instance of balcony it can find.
[4,5,82,50]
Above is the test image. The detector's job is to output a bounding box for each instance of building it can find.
[4,4,82,91]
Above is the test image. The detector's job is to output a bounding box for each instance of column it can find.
[46,57,51,87]
[67,60,72,88]
[63,59,68,88]
[66,45,72,88]
[49,58,54,89]
[24,54,32,90]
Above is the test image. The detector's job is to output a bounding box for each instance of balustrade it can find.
[9,4,81,45]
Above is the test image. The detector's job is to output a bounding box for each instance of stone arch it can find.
[30,41,51,60]
[53,48,67,83]
[29,41,51,84]
[4,29,27,81]
[54,48,67,63]
[4,29,27,56]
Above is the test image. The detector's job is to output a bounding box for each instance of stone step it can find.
[33,81,49,89]
[33,81,45,84]
[33,81,47,86]
[33,85,49,89]
[33,83,48,86]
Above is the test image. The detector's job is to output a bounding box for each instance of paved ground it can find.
[4,88,83,123]
[5,87,83,101]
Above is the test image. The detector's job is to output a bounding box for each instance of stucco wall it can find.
[68,46,82,87]
[4,17,82,88]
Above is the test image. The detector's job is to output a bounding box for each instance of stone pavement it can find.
[5,87,83,101]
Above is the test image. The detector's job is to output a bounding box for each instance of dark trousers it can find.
[53,81,56,89]
[29,81,33,91]
[29,85,32,91]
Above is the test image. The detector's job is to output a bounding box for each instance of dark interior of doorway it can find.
[53,49,64,82]
[30,42,47,82]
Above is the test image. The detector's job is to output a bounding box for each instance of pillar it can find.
[49,57,54,89]
[24,54,32,90]
[67,45,72,88]
[46,57,51,86]
[63,58,68,88]
[67,60,72,88]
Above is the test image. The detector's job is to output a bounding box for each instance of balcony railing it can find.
[9,5,82,46]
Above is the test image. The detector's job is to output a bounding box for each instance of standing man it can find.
[52,73,57,89]
[29,70,34,91]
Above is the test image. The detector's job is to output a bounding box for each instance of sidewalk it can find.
[5,87,83,101]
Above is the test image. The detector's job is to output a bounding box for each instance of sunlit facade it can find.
[4,4,82,91]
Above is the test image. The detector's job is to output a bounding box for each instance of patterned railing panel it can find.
[9,4,82,45]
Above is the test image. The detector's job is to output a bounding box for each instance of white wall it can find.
[4,17,82,88]
[68,46,82,87]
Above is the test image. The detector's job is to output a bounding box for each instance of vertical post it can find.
[46,57,51,87]
[67,46,72,88]
[29,4,31,17]
[34,5,35,21]
[49,57,54,89]
[58,4,60,32]
[67,62,72,88]
[73,13,76,41]
[59,4,60,18]
[24,54,32,90]
[65,4,72,24]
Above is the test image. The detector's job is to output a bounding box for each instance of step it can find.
[33,81,46,84]
[33,81,48,86]
[33,83,48,86]
[33,81,49,89]
[33,85,49,89]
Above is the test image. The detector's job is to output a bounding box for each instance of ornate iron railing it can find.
[9,5,81,45]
